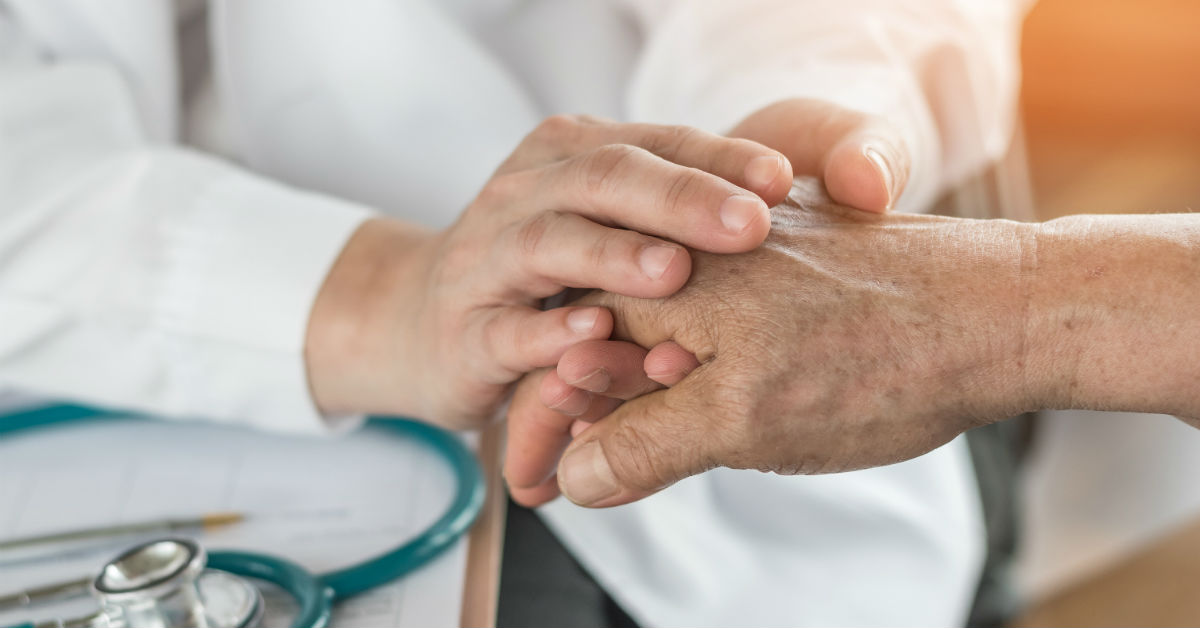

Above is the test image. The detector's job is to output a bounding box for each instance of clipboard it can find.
[459,423,506,628]
[0,416,507,628]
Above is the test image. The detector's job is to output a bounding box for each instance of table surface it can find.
[1015,515,1200,627]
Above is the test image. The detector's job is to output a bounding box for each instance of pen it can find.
[0,512,245,567]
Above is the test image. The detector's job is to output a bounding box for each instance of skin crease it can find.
[505,179,1034,504]
[508,178,1200,508]
[531,98,912,435]
[305,99,903,433]
[304,114,795,430]
[496,99,916,504]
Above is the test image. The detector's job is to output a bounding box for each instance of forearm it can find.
[1028,213,1200,417]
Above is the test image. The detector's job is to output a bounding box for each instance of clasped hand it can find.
[506,179,1039,508]
[306,115,793,427]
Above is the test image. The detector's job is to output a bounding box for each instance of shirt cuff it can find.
[156,157,374,434]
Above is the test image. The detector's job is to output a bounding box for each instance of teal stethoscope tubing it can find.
[0,404,486,628]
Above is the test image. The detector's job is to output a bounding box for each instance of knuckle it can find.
[477,172,525,205]
[661,169,704,214]
[574,113,610,125]
[645,124,700,157]
[699,378,760,460]
[481,320,536,381]
[514,211,560,261]
[668,301,717,351]
[605,418,689,491]
[479,314,510,360]
[578,144,642,197]
[814,105,866,141]
[726,136,774,160]
[532,114,582,144]
[429,237,476,285]
[585,231,619,273]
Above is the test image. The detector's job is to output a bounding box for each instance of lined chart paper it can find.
[0,417,467,627]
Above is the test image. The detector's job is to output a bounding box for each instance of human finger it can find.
[643,341,702,386]
[508,474,562,508]
[532,143,773,252]
[730,98,909,212]
[556,340,661,401]
[556,373,722,508]
[475,306,613,382]
[505,368,624,504]
[505,370,574,492]
[494,211,693,300]
[500,115,794,205]
[538,370,623,420]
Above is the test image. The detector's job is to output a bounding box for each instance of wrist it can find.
[1024,214,1200,416]
[948,218,1047,424]
[305,217,434,417]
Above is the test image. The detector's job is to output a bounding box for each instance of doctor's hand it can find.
[505,178,1038,507]
[304,115,794,429]
[731,98,909,213]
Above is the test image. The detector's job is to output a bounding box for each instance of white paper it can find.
[0,417,469,627]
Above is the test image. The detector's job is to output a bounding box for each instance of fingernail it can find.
[566,308,599,334]
[560,441,619,505]
[568,368,610,393]
[863,146,895,209]
[549,389,591,416]
[645,364,676,380]
[744,155,785,192]
[719,194,767,235]
[639,245,678,280]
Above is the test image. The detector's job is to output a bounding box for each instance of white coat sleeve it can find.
[623,0,1029,213]
[0,57,373,433]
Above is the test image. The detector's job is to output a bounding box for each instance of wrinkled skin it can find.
[306,115,792,427]
[506,178,1040,507]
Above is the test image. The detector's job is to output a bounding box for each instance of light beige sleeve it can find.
[623,0,1030,213]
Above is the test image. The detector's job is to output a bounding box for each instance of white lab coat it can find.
[0,1,1026,625]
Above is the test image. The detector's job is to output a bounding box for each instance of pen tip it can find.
[201,512,246,528]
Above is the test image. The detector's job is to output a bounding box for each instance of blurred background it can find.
[1014,1,1200,626]
[1022,0,1200,220]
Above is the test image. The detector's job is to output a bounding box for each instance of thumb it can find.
[556,377,717,507]
[729,98,910,212]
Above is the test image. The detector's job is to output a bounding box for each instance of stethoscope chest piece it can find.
[93,538,262,628]
[0,413,484,628]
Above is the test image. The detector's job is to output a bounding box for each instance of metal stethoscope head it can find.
[18,538,264,628]
[91,538,263,628]
[0,411,486,628]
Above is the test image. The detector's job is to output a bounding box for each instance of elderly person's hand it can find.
[506,178,1029,505]
[503,98,913,504]
[508,176,1200,507]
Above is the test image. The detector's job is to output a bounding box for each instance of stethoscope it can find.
[0,404,486,628]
